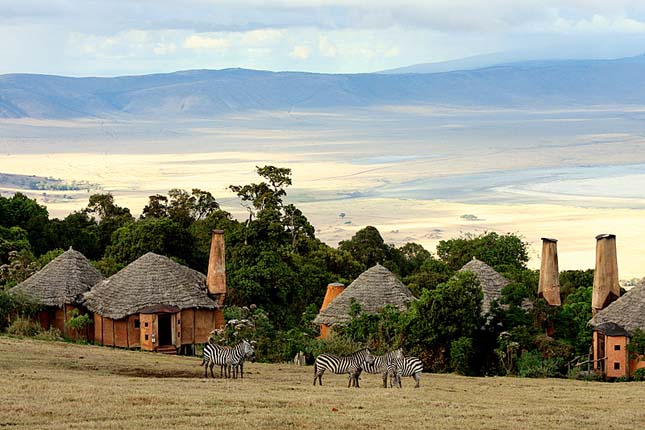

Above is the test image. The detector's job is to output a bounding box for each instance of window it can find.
[178,319,181,325]
[614,344,621,351]
[144,322,149,328]
[145,334,149,341]
[134,319,140,329]
[614,362,620,370]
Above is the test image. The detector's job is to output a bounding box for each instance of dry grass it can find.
[1,336,644,429]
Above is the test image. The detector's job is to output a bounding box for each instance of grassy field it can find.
[1,336,643,429]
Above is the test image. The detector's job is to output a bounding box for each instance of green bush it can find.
[633,368,645,382]
[517,350,559,378]
[614,376,630,383]
[65,309,92,333]
[450,337,475,375]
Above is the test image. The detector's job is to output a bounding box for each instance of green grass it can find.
[1,336,644,429]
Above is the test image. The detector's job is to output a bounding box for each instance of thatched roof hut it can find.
[588,283,645,334]
[458,258,511,314]
[11,248,103,307]
[313,264,415,327]
[84,252,218,320]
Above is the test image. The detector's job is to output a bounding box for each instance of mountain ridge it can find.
[3,56,645,119]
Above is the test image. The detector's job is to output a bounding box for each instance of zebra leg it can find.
[413,373,420,388]
[209,361,215,378]
[220,364,224,378]
[240,362,244,379]
[313,364,320,386]
[382,372,388,388]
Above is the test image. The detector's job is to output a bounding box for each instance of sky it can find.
[4,0,645,76]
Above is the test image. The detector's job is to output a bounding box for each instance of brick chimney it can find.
[318,282,345,339]
[592,234,620,314]
[206,230,226,306]
[538,238,561,306]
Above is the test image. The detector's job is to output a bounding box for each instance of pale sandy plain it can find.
[1,105,645,277]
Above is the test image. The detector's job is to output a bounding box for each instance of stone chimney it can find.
[538,238,561,306]
[592,234,620,314]
[206,230,226,306]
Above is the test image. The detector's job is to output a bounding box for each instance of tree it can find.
[436,232,529,271]
[141,194,169,218]
[228,165,292,221]
[83,193,134,255]
[0,193,50,255]
[143,189,220,227]
[105,217,195,266]
[338,226,388,269]
[402,271,484,371]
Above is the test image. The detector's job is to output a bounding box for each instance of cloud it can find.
[319,36,337,57]
[289,45,311,59]
[384,46,400,58]
[184,34,229,50]
[153,42,177,55]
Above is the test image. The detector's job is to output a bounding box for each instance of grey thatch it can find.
[588,283,645,335]
[11,248,103,307]
[313,264,415,326]
[83,252,218,320]
[459,258,511,314]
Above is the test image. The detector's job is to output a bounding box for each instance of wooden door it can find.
[140,314,155,351]
[172,313,181,348]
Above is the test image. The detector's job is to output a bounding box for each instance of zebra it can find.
[202,339,255,379]
[387,356,424,388]
[313,348,375,388]
[359,348,405,388]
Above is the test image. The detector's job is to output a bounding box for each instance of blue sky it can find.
[4,0,645,76]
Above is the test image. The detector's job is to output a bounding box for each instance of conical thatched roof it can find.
[83,252,218,320]
[589,283,645,335]
[313,264,415,326]
[459,258,512,314]
[11,248,103,307]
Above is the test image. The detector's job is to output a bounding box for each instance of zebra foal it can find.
[313,348,375,388]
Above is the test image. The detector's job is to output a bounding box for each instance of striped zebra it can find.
[202,339,255,379]
[388,356,424,388]
[313,348,375,388]
[360,348,405,388]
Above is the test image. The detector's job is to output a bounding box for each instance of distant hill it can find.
[3,56,645,119]
[377,52,524,74]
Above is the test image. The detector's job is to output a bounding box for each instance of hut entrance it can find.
[158,314,173,346]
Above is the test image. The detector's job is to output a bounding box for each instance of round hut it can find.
[313,264,415,337]
[588,282,645,378]
[10,248,103,340]
[84,252,222,354]
[458,257,512,315]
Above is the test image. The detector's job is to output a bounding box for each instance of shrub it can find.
[34,327,62,341]
[517,350,559,378]
[450,337,475,375]
[65,309,92,333]
[7,316,41,337]
[567,367,604,381]
[614,376,630,383]
[633,368,645,382]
